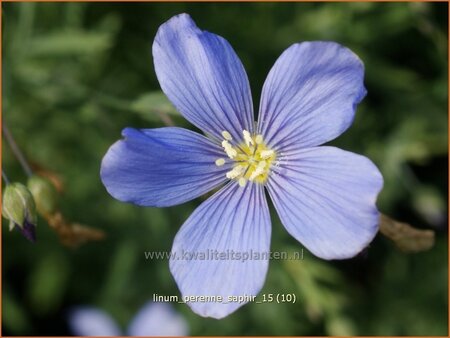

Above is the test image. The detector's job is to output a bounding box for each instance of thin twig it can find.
[2,171,10,185]
[379,214,435,253]
[2,124,33,176]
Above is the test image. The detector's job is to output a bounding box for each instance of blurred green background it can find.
[2,2,448,336]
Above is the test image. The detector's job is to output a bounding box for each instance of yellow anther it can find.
[226,165,246,179]
[221,131,232,141]
[249,161,267,181]
[260,149,274,159]
[222,140,237,159]
[243,130,254,147]
[215,158,226,167]
[257,160,267,168]
[218,130,275,185]
[249,169,263,181]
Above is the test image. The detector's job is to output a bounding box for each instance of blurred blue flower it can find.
[101,13,383,319]
[69,302,188,336]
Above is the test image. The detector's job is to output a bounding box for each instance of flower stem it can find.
[379,214,435,253]
[2,170,10,185]
[2,124,33,177]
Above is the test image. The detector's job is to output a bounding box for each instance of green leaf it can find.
[130,92,180,121]
[99,240,137,307]
[3,288,32,334]
[30,30,112,56]
[27,254,69,315]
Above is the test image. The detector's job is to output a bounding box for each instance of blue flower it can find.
[101,14,383,319]
[68,302,188,336]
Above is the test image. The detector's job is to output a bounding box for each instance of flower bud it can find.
[27,175,58,216]
[2,183,37,242]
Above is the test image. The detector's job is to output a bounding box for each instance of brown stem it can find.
[379,214,435,253]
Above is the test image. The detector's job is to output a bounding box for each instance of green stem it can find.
[2,124,33,177]
[2,171,10,185]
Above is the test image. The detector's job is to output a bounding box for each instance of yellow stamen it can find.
[221,140,237,159]
[243,130,254,147]
[238,177,247,187]
[249,161,267,181]
[226,165,246,179]
[215,158,225,167]
[221,131,232,141]
[260,150,274,159]
[217,129,276,186]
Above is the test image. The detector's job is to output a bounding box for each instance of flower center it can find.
[215,130,276,187]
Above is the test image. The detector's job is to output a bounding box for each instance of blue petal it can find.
[258,42,366,150]
[153,13,254,141]
[127,302,188,336]
[101,127,230,207]
[170,182,271,319]
[268,146,383,260]
[68,307,122,336]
